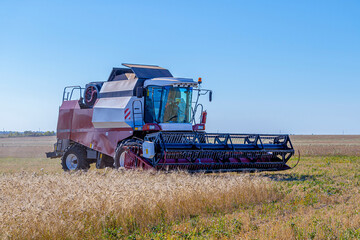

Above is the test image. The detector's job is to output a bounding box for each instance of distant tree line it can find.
[0,131,56,138]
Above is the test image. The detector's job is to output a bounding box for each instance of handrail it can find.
[62,86,84,102]
[191,104,203,124]
[191,88,211,124]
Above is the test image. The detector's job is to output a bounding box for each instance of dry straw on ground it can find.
[1,136,359,239]
[0,170,278,239]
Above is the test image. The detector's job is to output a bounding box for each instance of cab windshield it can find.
[145,86,192,123]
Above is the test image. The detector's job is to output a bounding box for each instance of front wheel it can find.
[114,139,142,169]
[61,144,90,171]
[114,146,126,169]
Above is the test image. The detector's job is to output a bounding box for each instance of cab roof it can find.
[144,77,197,87]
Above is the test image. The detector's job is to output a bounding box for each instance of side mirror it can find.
[209,91,213,102]
[136,87,144,98]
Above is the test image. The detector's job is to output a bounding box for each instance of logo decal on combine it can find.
[124,108,131,120]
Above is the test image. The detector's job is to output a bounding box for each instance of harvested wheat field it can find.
[0,136,56,158]
[291,135,360,156]
[0,136,359,239]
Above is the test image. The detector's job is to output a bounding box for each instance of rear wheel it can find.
[61,144,90,171]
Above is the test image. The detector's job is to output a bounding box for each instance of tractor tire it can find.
[114,139,142,169]
[61,144,90,171]
[114,145,127,169]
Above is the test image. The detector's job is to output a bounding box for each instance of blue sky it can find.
[0,0,359,134]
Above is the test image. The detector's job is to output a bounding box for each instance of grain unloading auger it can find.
[46,63,296,172]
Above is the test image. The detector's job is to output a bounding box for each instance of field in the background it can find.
[291,135,360,156]
[0,136,56,158]
[1,135,359,159]
[0,136,359,239]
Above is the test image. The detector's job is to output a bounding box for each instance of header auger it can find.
[46,63,296,172]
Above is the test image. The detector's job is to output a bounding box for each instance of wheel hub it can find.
[66,153,78,170]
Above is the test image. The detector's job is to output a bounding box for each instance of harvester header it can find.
[47,63,295,172]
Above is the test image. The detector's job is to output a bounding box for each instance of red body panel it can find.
[57,101,77,139]
[57,101,133,157]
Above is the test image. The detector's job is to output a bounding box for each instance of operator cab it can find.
[143,77,197,131]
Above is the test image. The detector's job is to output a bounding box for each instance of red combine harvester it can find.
[47,63,296,172]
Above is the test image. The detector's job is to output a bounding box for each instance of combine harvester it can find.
[47,64,296,172]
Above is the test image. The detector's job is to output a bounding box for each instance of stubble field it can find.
[0,135,359,239]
